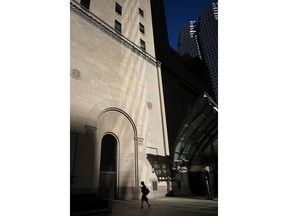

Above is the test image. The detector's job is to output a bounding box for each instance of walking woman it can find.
[140,181,151,209]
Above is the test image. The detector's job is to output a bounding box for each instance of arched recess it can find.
[97,107,138,138]
[95,107,139,192]
[98,133,118,199]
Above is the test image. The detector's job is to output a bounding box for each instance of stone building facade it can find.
[70,0,169,200]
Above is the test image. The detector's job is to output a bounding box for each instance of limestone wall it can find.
[70,1,169,199]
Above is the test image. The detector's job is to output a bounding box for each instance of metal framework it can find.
[172,92,218,171]
[146,92,218,181]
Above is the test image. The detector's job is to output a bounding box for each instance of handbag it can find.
[145,188,150,195]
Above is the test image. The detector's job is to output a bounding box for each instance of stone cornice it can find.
[70,0,160,66]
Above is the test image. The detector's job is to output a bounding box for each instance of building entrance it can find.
[99,134,117,199]
[202,166,217,200]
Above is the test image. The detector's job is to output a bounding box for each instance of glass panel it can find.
[139,8,144,17]
[140,23,145,34]
[80,0,90,10]
[115,2,122,15]
[115,20,121,33]
[140,39,146,50]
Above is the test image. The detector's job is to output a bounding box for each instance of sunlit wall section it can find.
[70,0,169,200]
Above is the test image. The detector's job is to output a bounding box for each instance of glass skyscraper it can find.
[177,21,202,59]
[177,2,218,102]
[198,2,218,102]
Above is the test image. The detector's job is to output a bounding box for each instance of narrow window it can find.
[152,181,158,191]
[80,0,90,10]
[139,23,145,34]
[139,8,144,17]
[115,20,122,33]
[140,39,146,51]
[70,132,78,184]
[115,2,122,15]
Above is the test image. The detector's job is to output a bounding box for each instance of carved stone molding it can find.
[135,137,144,145]
[147,101,153,110]
[71,69,81,80]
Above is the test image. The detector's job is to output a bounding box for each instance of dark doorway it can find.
[188,171,205,196]
[99,134,117,199]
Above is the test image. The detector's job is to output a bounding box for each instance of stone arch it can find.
[85,99,129,127]
[93,106,140,199]
[97,107,138,138]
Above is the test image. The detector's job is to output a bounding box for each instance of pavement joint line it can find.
[114,203,217,209]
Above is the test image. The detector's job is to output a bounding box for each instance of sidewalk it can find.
[106,197,218,216]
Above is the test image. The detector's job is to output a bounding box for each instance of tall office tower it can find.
[177,21,202,59]
[151,0,218,200]
[198,2,218,102]
[70,0,169,200]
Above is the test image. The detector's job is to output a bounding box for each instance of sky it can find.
[163,0,217,50]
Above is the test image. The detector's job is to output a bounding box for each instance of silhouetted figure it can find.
[140,181,151,209]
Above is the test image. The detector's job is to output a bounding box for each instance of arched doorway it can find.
[99,134,117,199]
